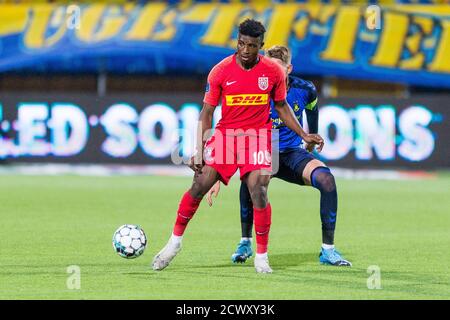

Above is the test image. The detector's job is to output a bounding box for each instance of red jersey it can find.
[203,53,287,131]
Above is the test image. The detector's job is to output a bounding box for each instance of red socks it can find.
[253,203,272,254]
[173,191,202,236]
[174,191,271,255]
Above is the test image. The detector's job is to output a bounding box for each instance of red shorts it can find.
[203,128,272,185]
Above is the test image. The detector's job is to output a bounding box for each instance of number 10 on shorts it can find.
[252,151,271,165]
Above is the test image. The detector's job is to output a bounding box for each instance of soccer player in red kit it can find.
[152,19,324,273]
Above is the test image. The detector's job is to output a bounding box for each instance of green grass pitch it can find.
[0,173,449,299]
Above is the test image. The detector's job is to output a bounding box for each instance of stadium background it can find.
[0,0,448,170]
[0,0,449,300]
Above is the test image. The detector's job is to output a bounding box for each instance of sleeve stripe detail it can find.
[305,98,318,110]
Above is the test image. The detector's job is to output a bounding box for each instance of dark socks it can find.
[239,181,254,238]
[310,167,337,245]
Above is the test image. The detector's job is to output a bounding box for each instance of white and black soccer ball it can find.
[112,224,147,259]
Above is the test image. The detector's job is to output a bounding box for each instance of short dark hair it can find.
[238,19,266,41]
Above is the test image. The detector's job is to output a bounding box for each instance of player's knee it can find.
[189,189,203,199]
[249,185,268,208]
[189,182,207,199]
[321,172,336,193]
[312,168,336,193]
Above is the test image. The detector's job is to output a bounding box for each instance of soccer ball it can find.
[112,224,147,259]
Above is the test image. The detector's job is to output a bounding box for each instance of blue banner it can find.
[0,3,450,87]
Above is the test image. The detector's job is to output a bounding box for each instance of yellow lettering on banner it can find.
[0,5,29,36]
[249,0,271,14]
[399,15,435,70]
[308,5,337,37]
[317,5,337,25]
[320,6,360,63]
[264,4,298,48]
[428,20,450,73]
[125,3,166,40]
[200,4,244,47]
[24,5,67,49]
[304,4,322,20]
[293,16,309,40]
[181,4,216,23]
[77,5,127,43]
[395,4,450,16]
[406,32,422,53]
[400,36,421,70]
[176,0,191,12]
[124,3,135,13]
[413,16,433,35]
[370,12,409,68]
[292,4,319,40]
[152,9,177,41]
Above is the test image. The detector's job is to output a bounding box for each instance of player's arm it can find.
[272,65,323,151]
[304,85,319,152]
[190,64,222,172]
[274,99,324,152]
[189,103,215,173]
[305,89,318,134]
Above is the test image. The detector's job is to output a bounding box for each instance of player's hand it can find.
[206,181,221,207]
[305,142,315,153]
[188,154,204,173]
[303,134,324,153]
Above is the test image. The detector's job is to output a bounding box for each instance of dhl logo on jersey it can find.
[225,94,268,106]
